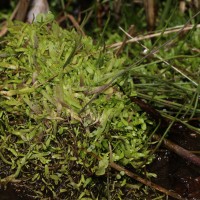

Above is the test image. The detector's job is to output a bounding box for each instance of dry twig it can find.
[108,24,200,49]
[153,134,200,167]
[110,162,184,200]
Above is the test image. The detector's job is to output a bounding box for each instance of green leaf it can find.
[95,153,109,176]
[44,164,50,179]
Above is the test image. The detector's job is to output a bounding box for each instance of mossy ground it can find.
[0,1,200,199]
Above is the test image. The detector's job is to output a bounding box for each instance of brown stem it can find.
[14,0,30,21]
[66,14,85,36]
[153,134,200,167]
[110,162,184,200]
[116,25,135,57]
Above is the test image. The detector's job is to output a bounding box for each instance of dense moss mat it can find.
[0,15,154,199]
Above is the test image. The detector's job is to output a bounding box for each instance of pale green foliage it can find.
[0,14,153,199]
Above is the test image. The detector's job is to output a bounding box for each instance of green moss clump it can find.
[0,14,153,199]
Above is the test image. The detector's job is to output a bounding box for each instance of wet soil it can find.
[148,129,200,200]
[0,185,27,200]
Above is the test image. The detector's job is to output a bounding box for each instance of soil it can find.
[148,127,200,200]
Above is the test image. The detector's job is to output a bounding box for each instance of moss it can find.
[0,15,153,199]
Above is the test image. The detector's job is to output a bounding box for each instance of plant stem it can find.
[110,162,184,200]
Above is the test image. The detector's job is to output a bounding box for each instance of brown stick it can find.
[110,162,184,200]
[144,0,156,30]
[67,14,85,36]
[153,134,200,167]
[116,25,135,56]
[14,0,30,21]
[57,14,85,36]
[0,22,8,37]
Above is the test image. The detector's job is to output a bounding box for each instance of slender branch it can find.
[153,134,200,167]
[110,162,184,200]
